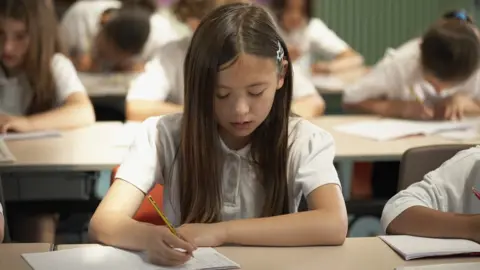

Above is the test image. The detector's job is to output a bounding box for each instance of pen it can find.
[147,195,195,257]
[472,187,480,200]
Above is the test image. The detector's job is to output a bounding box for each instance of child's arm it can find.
[382,147,480,242]
[312,49,365,74]
[126,101,183,121]
[291,94,325,118]
[344,99,433,120]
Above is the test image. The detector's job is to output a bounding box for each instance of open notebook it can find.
[0,130,60,141]
[379,235,480,260]
[334,119,478,141]
[0,139,15,163]
[396,262,480,270]
[22,245,240,270]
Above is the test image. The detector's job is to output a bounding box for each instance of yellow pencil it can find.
[409,86,423,104]
[147,195,177,236]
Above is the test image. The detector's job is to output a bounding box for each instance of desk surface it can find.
[0,243,52,270]
[1,122,127,172]
[56,238,480,270]
[312,115,480,161]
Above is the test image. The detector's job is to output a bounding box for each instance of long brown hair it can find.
[177,2,293,224]
[0,0,62,114]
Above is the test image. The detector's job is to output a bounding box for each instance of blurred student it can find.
[0,0,95,242]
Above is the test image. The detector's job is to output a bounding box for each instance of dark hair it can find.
[173,0,216,22]
[0,0,63,114]
[270,0,312,20]
[420,19,480,82]
[177,2,293,224]
[102,8,151,55]
[121,0,157,14]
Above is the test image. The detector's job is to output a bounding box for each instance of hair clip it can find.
[276,41,284,63]
[454,11,468,21]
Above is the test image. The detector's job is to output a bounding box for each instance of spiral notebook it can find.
[379,235,480,260]
[22,245,240,270]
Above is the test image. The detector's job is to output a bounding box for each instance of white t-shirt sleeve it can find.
[0,202,3,215]
[51,54,87,104]
[126,58,172,101]
[381,146,480,232]
[292,122,341,198]
[115,117,163,193]
[307,18,349,59]
[292,66,320,100]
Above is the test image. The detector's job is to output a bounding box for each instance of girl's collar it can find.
[218,135,251,158]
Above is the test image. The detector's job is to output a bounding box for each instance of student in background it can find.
[0,0,95,242]
[126,0,325,121]
[343,10,480,121]
[382,146,480,243]
[343,10,480,201]
[60,0,179,71]
[90,3,347,267]
[270,0,364,75]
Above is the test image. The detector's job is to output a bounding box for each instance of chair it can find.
[110,166,165,225]
[397,144,476,191]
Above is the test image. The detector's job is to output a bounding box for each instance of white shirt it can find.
[343,38,480,105]
[0,202,3,215]
[0,54,86,115]
[116,113,341,226]
[126,37,322,104]
[60,0,179,61]
[281,18,349,73]
[381,146,480,232]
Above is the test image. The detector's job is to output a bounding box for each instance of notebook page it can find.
[0,139,15,163]
[334,120,427,141]
[22,245,240,270]
[379,235,480,260]
[395,262,480,270]
[0,130,60,141]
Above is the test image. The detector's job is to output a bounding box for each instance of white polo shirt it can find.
[115,113,341,226]
[60,0,179,61]
[281,18,349,73]
[126,36,322,104]
[0,54,86,115]
[381,146,480,232]
[343,38,480,105]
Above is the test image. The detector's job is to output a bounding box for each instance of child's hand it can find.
[177,223,228,247]
[311,61,332,74]
[146,226,196,266]
[287,46,301,61]
[401,102,434,120]
[434,93,472,121]
[0,115,33,133]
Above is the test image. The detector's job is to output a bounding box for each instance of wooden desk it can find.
[0,243,52,270]
[57,238,480,270]
[0,122,126,172]
[311,115,480,162]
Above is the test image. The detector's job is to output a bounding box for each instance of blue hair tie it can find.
[454,11,468,21]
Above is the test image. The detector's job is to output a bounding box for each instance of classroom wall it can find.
[313,0,476,65]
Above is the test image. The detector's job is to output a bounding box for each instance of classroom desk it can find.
[0,243,52,270]
[311,115,480,198]
[0,122,126,172]
[56,238,480,270]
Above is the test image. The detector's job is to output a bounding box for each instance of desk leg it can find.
[338,160,354,201]
[0,175,11,242]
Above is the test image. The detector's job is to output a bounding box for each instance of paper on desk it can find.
[311,75,346,90]
[0,139,15,162]
[0,130,60,141]
[437,128,480,141]
[395,262,480,270]
[22,245,240,270]
[113,122,142,146]
[334,119,477,141]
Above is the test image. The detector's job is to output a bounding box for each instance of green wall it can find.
[313,0,476,65]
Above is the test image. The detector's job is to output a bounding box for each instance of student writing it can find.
[89,2,347,266]
[60,0,178,71]
[0,0,95,242]
[270,0,364,75]
[343,10,480,121]
[382,146,480,244]
[127,0,326,121]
